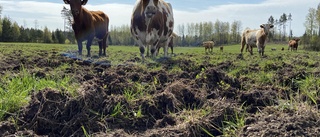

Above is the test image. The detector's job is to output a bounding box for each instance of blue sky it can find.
[0,0,319,36]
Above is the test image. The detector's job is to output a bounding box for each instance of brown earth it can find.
[0,49,319,137]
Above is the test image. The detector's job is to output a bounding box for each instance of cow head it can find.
[260,24,274,35]
[142,0,159,18]
[63,0,88,16]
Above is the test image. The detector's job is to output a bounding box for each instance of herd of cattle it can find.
[63,0,300,60]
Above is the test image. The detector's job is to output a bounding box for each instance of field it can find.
[0,42,320,136]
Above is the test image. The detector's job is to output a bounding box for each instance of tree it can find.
[61,6,73,32]
[12,22,20,42]
[304,8,318,36]
[316,3,320,35]
[1,17,13,42]
[55,29,66,44]
[230,20,242,43]
[43,26,52,43]
[279,13,287,40]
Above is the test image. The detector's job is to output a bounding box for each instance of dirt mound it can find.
[240,104,320,137]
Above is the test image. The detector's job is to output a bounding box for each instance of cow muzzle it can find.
[72,9,80,16]
[145,6,157,18]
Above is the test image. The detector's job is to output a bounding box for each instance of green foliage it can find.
[0,66,78,120]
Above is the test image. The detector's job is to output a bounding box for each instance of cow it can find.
[131,0,174,61]
[156,32,178,56]
[288,38,300,51]
[220,46,224,52]
[63,0,109,57]
[202,41,214,53]
[281,47,284,51]
[240,24,274,56]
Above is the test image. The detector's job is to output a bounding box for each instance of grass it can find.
[0,66,78,120]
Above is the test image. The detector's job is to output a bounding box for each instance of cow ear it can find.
[81,0,88,5]
[260,24,264,28]
[63,0,70,4]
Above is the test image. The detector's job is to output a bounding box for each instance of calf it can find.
[203,41,214,53]
[131,0,174,61]
[288,38,300,51]
[240,24,274,56]
[63,0,109,57]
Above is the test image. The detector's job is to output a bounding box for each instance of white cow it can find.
[240,24,274,56]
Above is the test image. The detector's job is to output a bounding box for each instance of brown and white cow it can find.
[288,38,300,51]
[131,0,174,60]
[202,41,214,53]
[240,24,274,56]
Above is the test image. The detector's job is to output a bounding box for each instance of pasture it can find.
[0,42,320,136]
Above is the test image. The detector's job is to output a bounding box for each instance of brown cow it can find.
[288,38,300,51]
[202,41,214,53]
[63,0,109,57]
[241,24,274,56]
[220,46,224,52]
[131,0,174,61]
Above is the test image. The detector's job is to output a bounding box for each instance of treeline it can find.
[0,17,69,43]
[300,4,320,51]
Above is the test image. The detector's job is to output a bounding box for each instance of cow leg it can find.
[151,46,157,58]
[140,46,146,61]
[146,45,150,57]
[249,45,253,55]
[103,34,108,56]
[240,41,246,54]
[77,40,83,56]
[86,38,93,57]
[98,40,103,56]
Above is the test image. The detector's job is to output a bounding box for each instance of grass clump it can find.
[0,67,78,120]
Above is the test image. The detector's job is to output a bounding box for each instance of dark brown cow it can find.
[220,46,223,52]
[288,38,300,51]
[131,0,174,60]
[63,0,109,57]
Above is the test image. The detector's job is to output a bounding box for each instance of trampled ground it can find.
[0,43,320,136]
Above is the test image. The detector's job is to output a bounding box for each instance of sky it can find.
[0,0,318,37]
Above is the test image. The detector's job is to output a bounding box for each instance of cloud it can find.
[0,0,318,36]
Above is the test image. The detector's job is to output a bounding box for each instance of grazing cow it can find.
[220,46,224,52]
[288,38,300,51]
[156,32,178,56]
[241,24,274,56]
[271,48,276,51]
[63,0,109,57]
[202,41,214,53]
[131,0,174,61]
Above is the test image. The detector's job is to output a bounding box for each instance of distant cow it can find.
[220,46,224,52]
[203,41,214,53]
[241,24,274,56]
[288,38,300,51]
[131,0,174,61]
[271,48,276,51]
[281,47,284,51]
[63,0,109,57]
